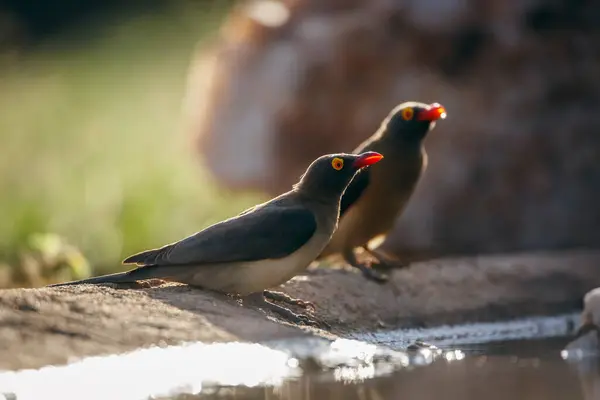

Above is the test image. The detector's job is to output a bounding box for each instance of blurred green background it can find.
[0,0,265,287]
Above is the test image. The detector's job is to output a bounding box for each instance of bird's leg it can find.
[362,247,409,271]
[244,292,324,328]
[263,290,315,311]
[343,248,389,284]
[572,321,600,341]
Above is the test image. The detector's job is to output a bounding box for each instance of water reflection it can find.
[1,313,597,400]
[0,342,298,399]
[0,338,448,400]
[167,338,588,400]
[563,329,600,400]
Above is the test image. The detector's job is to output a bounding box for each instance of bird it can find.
[315,101,447,283]
[48,151,384,326]
[570,287,600,345]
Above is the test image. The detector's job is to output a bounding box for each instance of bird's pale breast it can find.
[323,149,425,254]
[185,231,331,296]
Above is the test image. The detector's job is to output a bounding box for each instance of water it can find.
[181,339,585,400]
[1,313,597,400]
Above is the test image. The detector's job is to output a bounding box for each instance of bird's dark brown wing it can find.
[124,204,317,267]
[339,168,371,217]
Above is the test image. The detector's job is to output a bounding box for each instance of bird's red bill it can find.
[353,152,384,168]
[417,103,447,121]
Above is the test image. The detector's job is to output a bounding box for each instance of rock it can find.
[1,250,600,370]
[185,0,600,258]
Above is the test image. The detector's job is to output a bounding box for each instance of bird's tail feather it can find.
[46,264,188,288]
[46,271,136,287]
[122,248,161,265]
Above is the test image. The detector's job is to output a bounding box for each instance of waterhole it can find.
[1,312,595,400]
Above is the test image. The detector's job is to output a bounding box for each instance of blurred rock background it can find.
[1,0,599,287]
[187,0,600,260]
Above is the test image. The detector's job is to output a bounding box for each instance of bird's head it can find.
[295,152,384,200]
[383,101,447,143]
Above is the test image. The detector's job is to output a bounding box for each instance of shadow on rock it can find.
[142,284,316,341]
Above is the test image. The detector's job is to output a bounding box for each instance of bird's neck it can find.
[296,191,341,233]
[364,132,424,160]
[289,186,340,226]
[388,130,426,150]
[295,185,341,207]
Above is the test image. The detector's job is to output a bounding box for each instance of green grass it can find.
[0,2,266,286]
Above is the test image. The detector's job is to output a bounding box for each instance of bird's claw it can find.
[371,260,409,272]
[359,264,389,284]
[362,248,409,272]
[371,256,410,272]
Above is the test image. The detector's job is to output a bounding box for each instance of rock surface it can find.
[2,250,599,370]
[185,0,600,257]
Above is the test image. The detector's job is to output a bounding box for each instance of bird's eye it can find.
[331,157,344,170]
[401,108,414,120]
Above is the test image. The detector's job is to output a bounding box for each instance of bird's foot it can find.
[573,322,600,341]
[263,290,316,312]
[364,248,410,272]
[357,264,389,284]
[369,259,408,274]
[344,249,389,284]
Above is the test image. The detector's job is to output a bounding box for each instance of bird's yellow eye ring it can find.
[401,107,414,120]
[331,157,344,170]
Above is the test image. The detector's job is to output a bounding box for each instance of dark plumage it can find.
[121,207,317,267]
[48,151,384,326]
[317,101,447,283]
